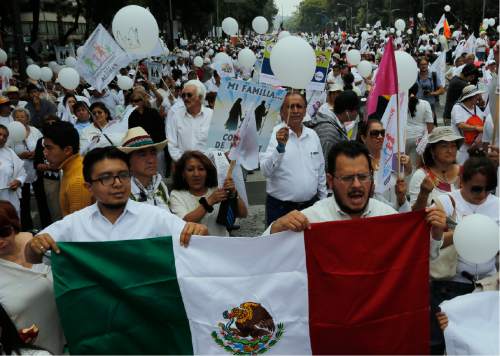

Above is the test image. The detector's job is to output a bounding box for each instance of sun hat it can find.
[0,96,11,105]
[459,85,485,102]
[427,126,464,146]
[4,86,19,94]
[117,127,168,154]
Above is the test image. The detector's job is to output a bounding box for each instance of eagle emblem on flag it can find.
[211,301,284,354]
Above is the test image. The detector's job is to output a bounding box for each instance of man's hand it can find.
[425,206,447,241]
[8,180,21,191]
[180,222,208,247]
[276,127,289,145]
[19,151,35,160]
[28,233,60,255]
[395,178,407,206]
[270,210,310,234]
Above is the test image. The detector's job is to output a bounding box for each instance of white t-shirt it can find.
[407,99,433,140]
[436,190,499,283]
[169,188,229,237]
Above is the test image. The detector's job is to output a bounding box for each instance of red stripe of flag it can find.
[305,211,430,354]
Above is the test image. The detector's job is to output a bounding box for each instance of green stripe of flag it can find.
[52,236,193,355]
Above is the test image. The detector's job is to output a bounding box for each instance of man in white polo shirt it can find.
[260,91,327,226]
[25,146,208,262]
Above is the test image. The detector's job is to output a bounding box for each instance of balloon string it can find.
[285,88,293,127]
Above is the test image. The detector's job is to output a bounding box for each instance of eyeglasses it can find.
[91,171,131,186]
[181,92,193,99]
[369,129,385,138]
[0,225,13,238]
[470,185,488,194]
[333,172,373,185]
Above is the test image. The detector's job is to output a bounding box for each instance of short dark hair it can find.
[73,101,89,113]
[62,93,77,106]
[0,200,21,233]
[334,90,360,115]
[462,155,497,192]
[89,102,111,122]
[172,151,218,190]
[328,140,373,175]
[43,121,79,154]
[0,124,7,134]
[82,147,130,183]
[282,91,307,107]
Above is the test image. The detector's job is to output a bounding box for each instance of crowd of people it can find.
[0,16,499,355]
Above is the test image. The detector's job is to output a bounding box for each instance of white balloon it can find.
[396,30,402,36]
[221,17,238,36]
[214,52,231,64]
[395,51,418,91]
[407,29,413,35]
[193,56,204,67]
[252,16,269,34]
[76,46,84,57]
[270,36,316,89]
[0,66,13,78]
[65,56,77,67]
[6,121,26,144]
[395,19,406,31]
[488,18,496,26]
[444,4,451,12]
[0,49,7,64]
[278,31,290,40]
[417,13,423,19]
[207,48,215,56]
[57,67,80,90]
[26,64,41,80]
[117,75,134,90]
[390,27,395,33]
[346,49,361,66]
[40,67,53,82]
[48,61,58,70]
[454,214,499,264]
[52,64,62,74]
[238,48,256,68]
[112,5,159,55]
[357,60,373,78]
[26,58,34,65]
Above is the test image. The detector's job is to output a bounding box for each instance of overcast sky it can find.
[274,0,302,17]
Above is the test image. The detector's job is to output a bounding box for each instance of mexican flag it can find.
[52,211,430,355]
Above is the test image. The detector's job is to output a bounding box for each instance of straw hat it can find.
[117,127,168,154]
[459,85,485,102]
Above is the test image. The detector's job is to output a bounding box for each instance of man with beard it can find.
[25,146,208,264]
[267,141,446,258]
[260,92,327,226]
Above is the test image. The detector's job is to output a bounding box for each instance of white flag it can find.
[463,34,477,54]
[440,291,499,355]
[75,24,131,92]
[374,20,382,29]
[375,93,408,194]
[228,107,259,170]
[434,14,446,35]
[430,51,446,87]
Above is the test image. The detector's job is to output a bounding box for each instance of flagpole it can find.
[396,92,401,178]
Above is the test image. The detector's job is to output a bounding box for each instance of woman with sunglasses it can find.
[0,200,65,354]
[429,153,499,354]
[80,102,126,155]
[359,118,412,211]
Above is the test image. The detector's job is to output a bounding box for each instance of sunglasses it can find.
[181,92,193,99]
[369,129,385,138]
[0,225,13,238]
[470,185,488,194]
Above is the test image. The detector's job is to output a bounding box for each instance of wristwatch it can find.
[199,197,214,213]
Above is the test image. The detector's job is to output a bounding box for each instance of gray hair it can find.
[184,79,206,102]
[12,107,31,123]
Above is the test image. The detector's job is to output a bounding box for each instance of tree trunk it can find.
[30,0,40,44]
[62,0,82,45]
[9,0,27,80]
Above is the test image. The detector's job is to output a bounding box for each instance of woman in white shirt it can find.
[0,201,65,354]
[451,85,486,164]
[406,83,434,166]
[11,109,43,231]
[80,102,126,155]
[169,151,247,236]
[430,154,499,353]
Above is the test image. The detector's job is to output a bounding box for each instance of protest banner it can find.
[207,77,286,152]
[146,60,163,84]
[75,24,131,92]
[306,89,327,119]
[260,40,332,91]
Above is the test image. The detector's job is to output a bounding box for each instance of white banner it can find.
[430,51,446,88]
[75,24,131,92]
[441,291,499,355]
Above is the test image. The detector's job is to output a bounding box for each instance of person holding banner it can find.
[25,84,56,129]
[260,92,327,226]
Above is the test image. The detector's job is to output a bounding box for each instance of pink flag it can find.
[366,37,398,116]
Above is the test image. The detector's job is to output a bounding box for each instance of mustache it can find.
[347,189,365,197]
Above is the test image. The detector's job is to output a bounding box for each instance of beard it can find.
[332,183,373,216]
[99,201,127,210]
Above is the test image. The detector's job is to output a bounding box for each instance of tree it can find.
[220,0,278,34]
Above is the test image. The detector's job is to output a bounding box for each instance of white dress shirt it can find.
[41,199,186,243]
[260,124,327,202]
[166,106,213,161]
